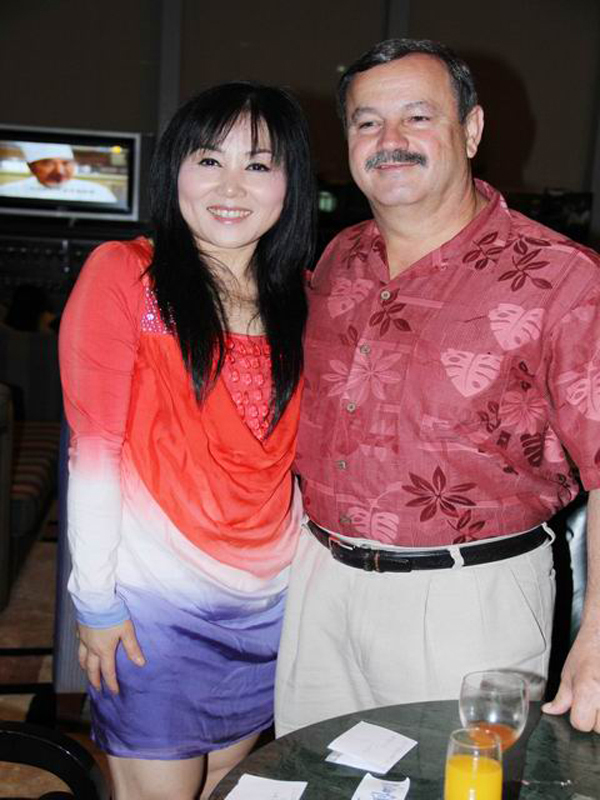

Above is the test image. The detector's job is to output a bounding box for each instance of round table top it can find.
[210,701,599,799]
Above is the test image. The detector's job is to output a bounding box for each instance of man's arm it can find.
[543,487,600,732]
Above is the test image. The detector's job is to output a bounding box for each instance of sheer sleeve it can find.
[59,239,148,626]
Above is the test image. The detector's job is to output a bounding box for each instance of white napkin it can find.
[351,772,411,799]
[326,721,417,774]
[224,773,307,799]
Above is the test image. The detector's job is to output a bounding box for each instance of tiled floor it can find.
[0,532,110,797]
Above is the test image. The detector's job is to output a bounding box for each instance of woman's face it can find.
[178,116,287,268]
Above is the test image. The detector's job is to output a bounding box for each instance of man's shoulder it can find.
[505,204,599,269]
[312,219,373,280]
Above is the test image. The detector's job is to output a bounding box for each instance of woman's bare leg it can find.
[200,733,259,799]
[108,754,206,800]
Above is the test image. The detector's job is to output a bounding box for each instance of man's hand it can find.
[77,619,145,694]
[542,618,600,732]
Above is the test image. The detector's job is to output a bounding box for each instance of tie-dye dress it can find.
[58,237,303,758]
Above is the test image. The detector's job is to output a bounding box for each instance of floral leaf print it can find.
[595,448,600,467]
[521,432,544,467]
[462,230,505,271]
[403,467,476,522]
[449,511,487,541]
[544,426,565,463]
[441,350,503,397]
[497,430,511,449]
[348,506,399,543]
[500,390,545,433]
[327,277,373,318]
[369,289,411,336]
[339,325,360,347]
[323,351,402,403]
[495,238,552,292]
[488,304,544,351]
[564,366,600,420]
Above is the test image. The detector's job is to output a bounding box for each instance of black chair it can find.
[0,720,110,799]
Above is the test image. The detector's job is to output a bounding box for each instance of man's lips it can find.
[207,206,252,221]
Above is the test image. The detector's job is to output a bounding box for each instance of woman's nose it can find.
[217,170,246,198]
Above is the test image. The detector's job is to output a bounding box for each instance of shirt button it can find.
[380,289,391,301]
[359,344,371,355]
[346,402,357,413]
[336,459,347,470]
[339,515,351,525]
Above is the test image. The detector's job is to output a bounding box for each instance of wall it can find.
[179,0,386,180]
[0,0,161,133]
[409,0,600,192]
[0,0,599,193]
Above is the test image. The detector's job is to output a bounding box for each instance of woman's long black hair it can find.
[147,82,316,430]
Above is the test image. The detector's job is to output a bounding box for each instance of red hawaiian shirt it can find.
[297,180,600,547]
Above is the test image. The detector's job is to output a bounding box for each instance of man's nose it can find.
[379,121,410,150]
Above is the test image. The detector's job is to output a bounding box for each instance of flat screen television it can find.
[0,124,146,222]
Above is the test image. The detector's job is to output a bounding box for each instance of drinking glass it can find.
[459,670,529,750]
[445,727,502,800]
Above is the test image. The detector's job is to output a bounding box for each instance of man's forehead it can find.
[346,54,454,109]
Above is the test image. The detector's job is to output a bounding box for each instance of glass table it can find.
[210,701,599,799]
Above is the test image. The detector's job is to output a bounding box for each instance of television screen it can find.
[0,125,144,222]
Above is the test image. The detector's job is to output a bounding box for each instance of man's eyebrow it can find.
[403,100,436,113]
[349,100,437,124]
[349,106,379,124]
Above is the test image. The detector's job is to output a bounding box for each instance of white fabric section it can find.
[0,175,117,202]
[275,525,555,736]
[69,451,301,626]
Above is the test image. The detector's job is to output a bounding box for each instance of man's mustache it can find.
[365,149,427,170]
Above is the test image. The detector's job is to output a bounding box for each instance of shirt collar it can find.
[357,180,512,274]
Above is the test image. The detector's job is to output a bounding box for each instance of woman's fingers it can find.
[76,620,145,694]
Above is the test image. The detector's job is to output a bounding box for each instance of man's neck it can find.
[374,180,487,280]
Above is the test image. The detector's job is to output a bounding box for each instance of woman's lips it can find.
[207,206,252,222]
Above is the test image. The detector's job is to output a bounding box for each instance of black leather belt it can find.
[307,520,549,573]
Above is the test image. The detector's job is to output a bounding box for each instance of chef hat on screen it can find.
[19,142,75,163]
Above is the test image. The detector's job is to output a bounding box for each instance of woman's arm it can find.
[59,240,148,689]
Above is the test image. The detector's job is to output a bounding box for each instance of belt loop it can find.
[541,521,556,544]
[448,545,465,569]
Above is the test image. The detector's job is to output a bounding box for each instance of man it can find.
[0,142,116,202]
[275,39,600,736]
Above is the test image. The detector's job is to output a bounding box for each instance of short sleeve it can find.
[546,276,600,490]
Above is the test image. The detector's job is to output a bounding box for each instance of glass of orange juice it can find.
[444,727,502,800]
[459,670,529,751]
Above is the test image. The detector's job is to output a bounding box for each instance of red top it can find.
[60,237,302,581]
[297,180,600,547]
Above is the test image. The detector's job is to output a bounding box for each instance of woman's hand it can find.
[77,620,145,694]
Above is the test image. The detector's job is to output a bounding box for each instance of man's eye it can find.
[247,162,270,172]
[198,157,220,167]
[357,120,377,130]
[409,115,430,123]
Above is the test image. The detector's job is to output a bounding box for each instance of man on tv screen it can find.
[0,142,117,203]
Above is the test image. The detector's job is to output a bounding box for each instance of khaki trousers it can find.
[275,524,555,736]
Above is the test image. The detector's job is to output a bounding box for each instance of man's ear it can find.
[464,105,484,159]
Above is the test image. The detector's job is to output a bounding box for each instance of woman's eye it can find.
[198,157,220,167]
[247,162,270,172]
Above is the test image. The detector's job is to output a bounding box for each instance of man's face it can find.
[28,157,76,187]
[345,54,483,215]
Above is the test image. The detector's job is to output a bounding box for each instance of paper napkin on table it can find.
[351,772,411,800]
[326,721,417,774]
[224,773,307,799]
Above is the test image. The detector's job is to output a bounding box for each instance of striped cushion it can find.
[11,421,60,538]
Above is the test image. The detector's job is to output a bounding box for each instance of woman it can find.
[59,83,315,800]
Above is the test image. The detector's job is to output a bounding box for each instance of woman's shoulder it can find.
[84,236,153,276]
